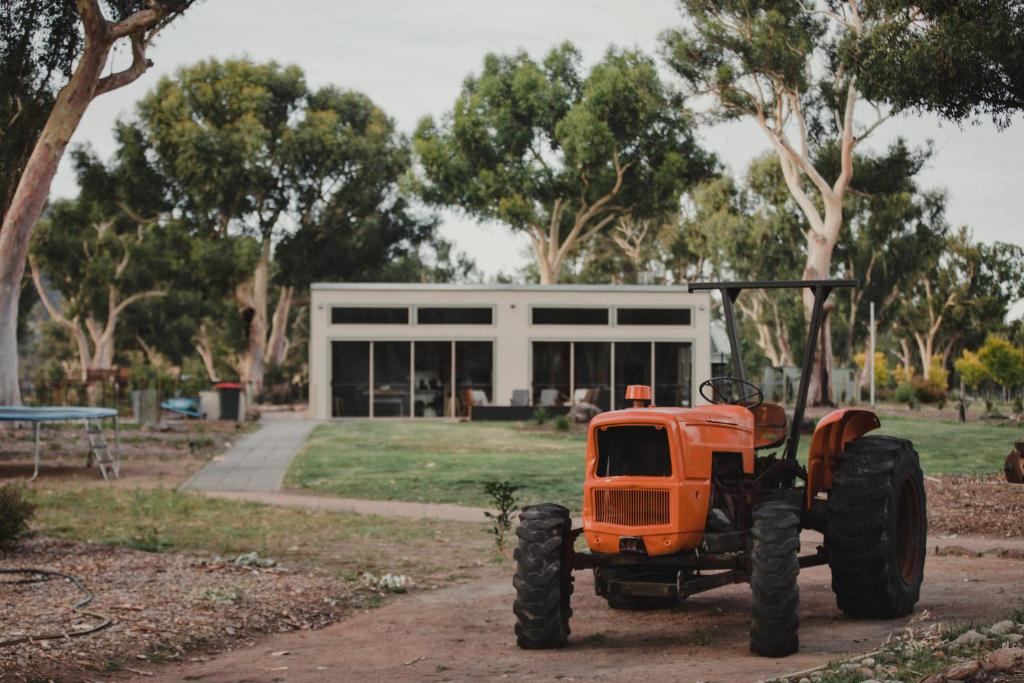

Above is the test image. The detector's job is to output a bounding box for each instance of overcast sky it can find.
[55,0,1024,283]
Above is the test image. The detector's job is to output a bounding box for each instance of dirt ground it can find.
[0,537,380,682]
[0,418,248,488]
[142,537,1024,683]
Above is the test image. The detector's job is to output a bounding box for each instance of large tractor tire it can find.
[513,504,573,649]
[749,499,801,657]
[595,567,681,611]
[827,435,926,619]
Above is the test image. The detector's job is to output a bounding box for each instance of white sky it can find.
[55,0,1024,288]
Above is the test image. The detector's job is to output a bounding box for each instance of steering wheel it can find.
[699,377,764,408]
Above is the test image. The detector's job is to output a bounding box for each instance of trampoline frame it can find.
[0,407,120,482]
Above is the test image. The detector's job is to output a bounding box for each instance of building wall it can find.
[309,284,712,419]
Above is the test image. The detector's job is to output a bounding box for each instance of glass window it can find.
[655,342,693,407]
[596,425,672,477]
[331,307,408,324]
[573,342,611,410]
[417,307,492,325]
[331,341,369,417]
[614,342,651,410]
[532,307,608,325]
[456,341,493,417]
[373,341,411,416]
[617,308,691,326]
[414,341,452,417]
[532,342,570,407]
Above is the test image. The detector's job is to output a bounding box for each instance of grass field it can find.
[30,487,493,583]
[286,415,1022,511]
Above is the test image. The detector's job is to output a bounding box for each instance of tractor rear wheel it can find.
[513,504,573,649]
[828,435,926,619]
[749,498,801,657]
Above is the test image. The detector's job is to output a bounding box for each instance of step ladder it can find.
[83,418,120,479]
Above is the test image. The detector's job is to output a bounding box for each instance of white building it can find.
[308,283,713,420]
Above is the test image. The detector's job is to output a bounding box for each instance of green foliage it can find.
[413,42,712,280]
[893,382,917,409]
[955,350,988,391]
[483,480,520,551]
[855,1,1024,128]
[0,484,36,545]
[979,334,1024,391]
[552,415,571,432]
[532,407,550,425]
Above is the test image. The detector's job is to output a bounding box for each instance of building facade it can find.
[309,284,713,420]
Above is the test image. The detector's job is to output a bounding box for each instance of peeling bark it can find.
[0,0,182,404]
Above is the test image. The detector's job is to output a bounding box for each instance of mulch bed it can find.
[0,537,377,682]
[926,475,1024,538]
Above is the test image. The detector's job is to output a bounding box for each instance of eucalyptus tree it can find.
[29,143,173,381]
[854,1,1024,129]
[0,0,198,404]
[414,42,714,283]
[662,1,895,404]
[892,229,1024,378]
[132,59,448,388]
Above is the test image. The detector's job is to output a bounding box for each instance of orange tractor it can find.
[513,280,927,657]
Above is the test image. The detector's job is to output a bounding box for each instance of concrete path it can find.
[181,418,319,493]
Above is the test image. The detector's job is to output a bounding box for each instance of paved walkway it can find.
[181,418,319,493]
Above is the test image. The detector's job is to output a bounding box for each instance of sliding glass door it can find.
[331,341,370,417]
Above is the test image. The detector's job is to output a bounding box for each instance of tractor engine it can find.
[580,386,755,557]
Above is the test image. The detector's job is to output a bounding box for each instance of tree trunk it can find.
[195,324,219,382]
[237,238,271,392]
[802,208,840,407]
[267,286,293,367]
[0,40,113,404]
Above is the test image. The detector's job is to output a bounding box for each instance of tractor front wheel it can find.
[513,504,574,649]
[828,435,927,619]
[749,498,801,657]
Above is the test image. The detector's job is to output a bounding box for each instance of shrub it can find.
[552,415,570,431]
[913,376,947,405]
[893,383,917,409]
[532,406,549,425]
[1014,396,1023,416]
[0,484,36,545]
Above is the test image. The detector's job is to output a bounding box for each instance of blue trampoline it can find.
[0,406,120,482]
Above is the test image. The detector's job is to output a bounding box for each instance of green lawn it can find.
[31,487,493,583]
[287,416,1022,511]
[286,420,588,510]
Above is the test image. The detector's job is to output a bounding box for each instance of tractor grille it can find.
[593,488,670,527]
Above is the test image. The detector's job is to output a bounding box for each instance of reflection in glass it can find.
[532,342,570,406]
[614,342,651,410]
[414,341,452,417]
[331,341,369,417]
[456,341,493,417]
[655,342,693,407]
[573,342,611,410]
[373,341,411,416]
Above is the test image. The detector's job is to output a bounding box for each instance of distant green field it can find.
[286,416,1021,511]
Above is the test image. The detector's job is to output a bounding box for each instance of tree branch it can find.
[112,289,166,318]
[95,32,152,97]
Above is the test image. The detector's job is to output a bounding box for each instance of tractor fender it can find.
[805,408,881,507]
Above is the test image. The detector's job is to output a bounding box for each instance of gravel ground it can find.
[0,537,379,682]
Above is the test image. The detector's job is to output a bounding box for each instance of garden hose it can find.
[0,568,112,647]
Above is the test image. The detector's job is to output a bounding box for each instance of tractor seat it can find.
[750,402,787,449]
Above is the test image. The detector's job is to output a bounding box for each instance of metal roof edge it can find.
[310,282,697,293]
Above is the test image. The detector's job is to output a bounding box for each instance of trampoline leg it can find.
[29,422,40,483]
[113,415,121,478]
